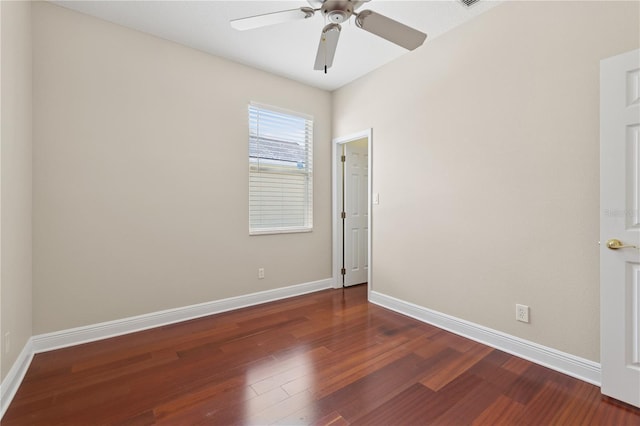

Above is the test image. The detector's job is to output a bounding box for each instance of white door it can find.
[600,48,640,408]
[343,141,368,286]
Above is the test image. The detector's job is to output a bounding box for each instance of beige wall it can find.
[32,2,332,334]
[333,1,639,362]
[1,0,33,381]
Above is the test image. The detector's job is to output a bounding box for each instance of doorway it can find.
[332,129,372,290]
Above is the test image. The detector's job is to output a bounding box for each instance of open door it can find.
[342,140,368,287]
[600,48,640,408]
[332,130,372,290]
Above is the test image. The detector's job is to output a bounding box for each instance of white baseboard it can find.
[32,278,334,353]
[0,339,34,419]
[369,290,601,386]
[0,278,333,420]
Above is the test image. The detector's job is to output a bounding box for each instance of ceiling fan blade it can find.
[231,7,315,31]
[355,10,426,50]
[314,23,341,71]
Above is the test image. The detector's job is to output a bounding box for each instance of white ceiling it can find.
[53,0,501,91]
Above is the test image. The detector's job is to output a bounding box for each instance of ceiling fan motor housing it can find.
[308,0,368,24]
[326,9,350,23]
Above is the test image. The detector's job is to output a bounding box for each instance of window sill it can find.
[249,227,313,236]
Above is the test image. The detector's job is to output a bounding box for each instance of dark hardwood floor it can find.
[3,285,639,425]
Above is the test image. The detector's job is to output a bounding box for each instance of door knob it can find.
[606,239,639,250]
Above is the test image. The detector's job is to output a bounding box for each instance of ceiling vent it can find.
[459,0,480,7]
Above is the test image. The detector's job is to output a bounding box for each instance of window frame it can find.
[248,102,314,236]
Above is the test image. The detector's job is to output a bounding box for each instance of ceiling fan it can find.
[230,0,427,73]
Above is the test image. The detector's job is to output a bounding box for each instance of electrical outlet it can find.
[516,304,529,323]
[258,268,265,279]
[4,332,10,354]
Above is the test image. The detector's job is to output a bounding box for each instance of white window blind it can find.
[249,103,313,235]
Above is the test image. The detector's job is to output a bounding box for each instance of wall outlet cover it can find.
[516,304,530,323]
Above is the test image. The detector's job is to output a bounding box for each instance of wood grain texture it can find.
[3,285,639,425]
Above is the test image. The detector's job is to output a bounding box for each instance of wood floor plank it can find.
[466,351,522,390]
[315,353,425,421]
[350,383,438,426]
[520,381,573,425]
[314,337,440,399]
[429,329,483,353]
[420,344,493,391]
[430,375,503,425]
[547,380,601,426]
[590,397,640,426]
[503,362,556,405]
[3,284,639,425]
[472,394,526,425]
[313,411,349,426]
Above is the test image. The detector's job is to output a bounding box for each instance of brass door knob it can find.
[606,239,639,250]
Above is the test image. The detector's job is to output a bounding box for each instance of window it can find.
[248,103,313,235]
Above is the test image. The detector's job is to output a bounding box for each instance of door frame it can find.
[332,129,372,294]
